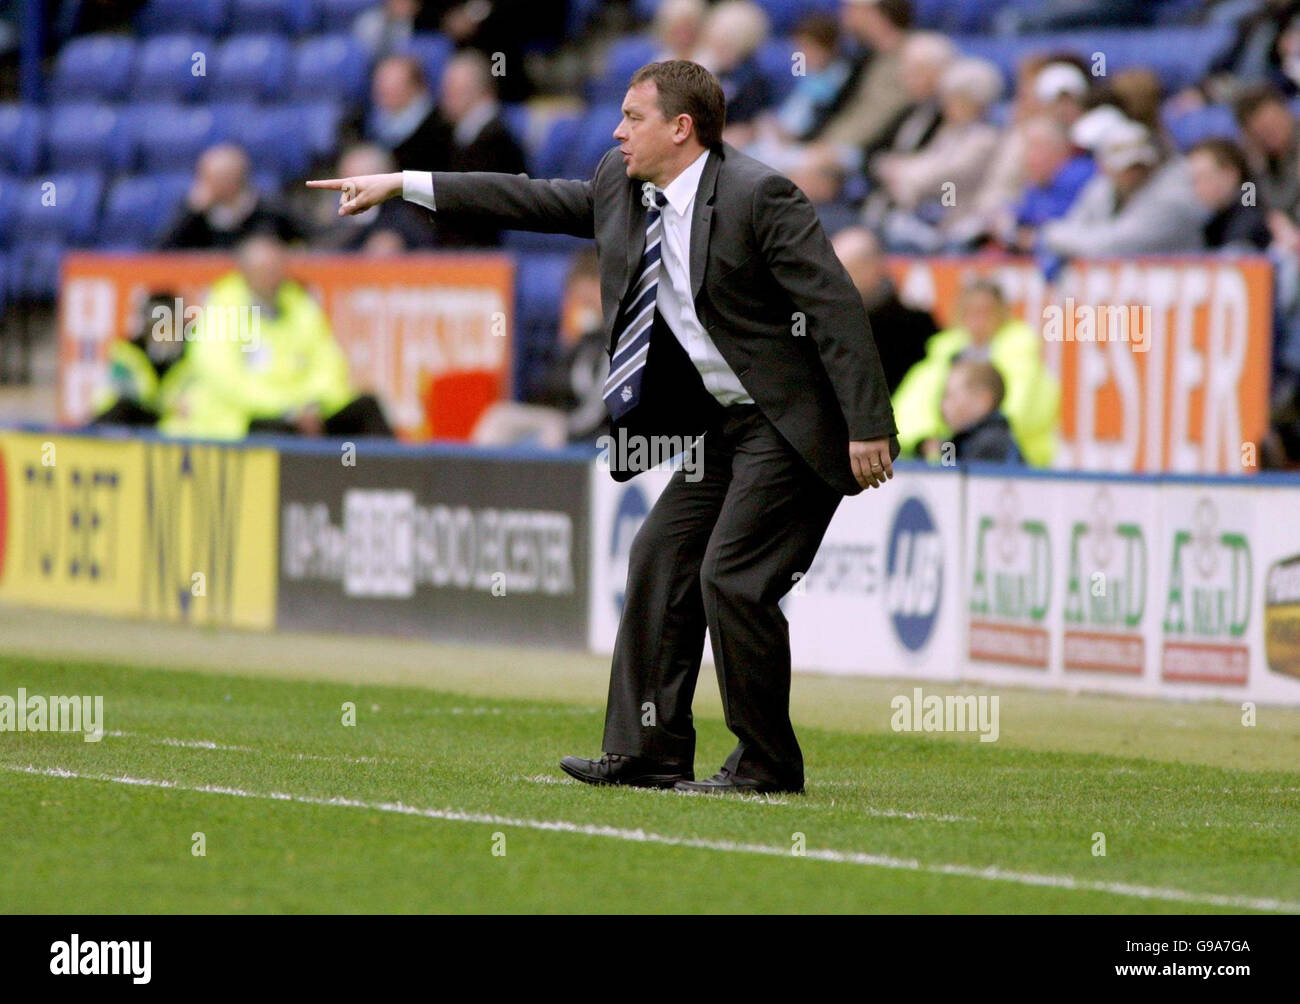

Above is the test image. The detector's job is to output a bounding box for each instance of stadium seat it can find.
[512,251,575,400]
[499,102,530,152]
[217,103,310,182]
[134,103,221,172]
[46,103,138,174]
[132,34,215,102]
[296,101,345,159]
[0,252,7,315]
[914,0,1008,33]
[753,0,838,35]
[532,113,582,178]
[400,32,454,90]
[135,0,230,36]
[0,173,19,245]
[955,25,1237,94]
[50,34,136,102]
[101,172,193,248]
[228,0,316,36]
[288,35,371,103]
[0,104,45,175]
[1165,103,1239,150]
[213,33,292,101]
[7,240,67,301]
[317,0,377,34]
[14,172,104,246]
[588,36,656,103]
[564,103,624,180]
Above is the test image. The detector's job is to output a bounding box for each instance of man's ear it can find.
[673,114,695,145]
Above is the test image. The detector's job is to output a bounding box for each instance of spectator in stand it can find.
[861,30,953,172]
[421,49,528,246]
[158,144,305,250]
[871,57,1004,252]
[417,0,564,101]
[1189,138,1272,251]
[694,0,772,145]
[651,0,707,63]
[368,54,444,171]
[770,13,855,143]
[1040,118,1205,257]
[786,156,857,235]
[893,280,1060,467]
[936,360,1024,464]
[1004,116,1095,252]
[831,226,937,393]
[812,0,912,156]
[353,0,420,59]
[962,53,1093,249]
[165,234,393,440]
[88,291,192,429]
[1235,84,1300,216]
[311,144,436,252]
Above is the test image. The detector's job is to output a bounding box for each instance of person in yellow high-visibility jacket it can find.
[161,232,392,440]
[891,279,1060,467]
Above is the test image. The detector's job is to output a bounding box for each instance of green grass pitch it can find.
[1,645,1297,914]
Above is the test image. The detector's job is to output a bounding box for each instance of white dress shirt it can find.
[402,148,754,406]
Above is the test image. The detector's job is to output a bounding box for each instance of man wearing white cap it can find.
[1040,117,1205,256]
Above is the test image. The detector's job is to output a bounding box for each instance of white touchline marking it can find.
[104,731,392,765]
[7,763,1297,913]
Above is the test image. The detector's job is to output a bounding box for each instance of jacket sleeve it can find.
[414,149,610,238]
[751,172,897,441]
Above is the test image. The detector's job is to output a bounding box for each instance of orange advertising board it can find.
[58,252,515,440]
[887,257,1273,473]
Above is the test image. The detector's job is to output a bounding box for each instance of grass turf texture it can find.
[1,643,1297,914]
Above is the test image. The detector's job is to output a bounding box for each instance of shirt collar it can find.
[660,148,711,216]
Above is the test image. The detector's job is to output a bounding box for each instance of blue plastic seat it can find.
[47,103,137,174]
[756,36,799,105]
[136,0,229,35]
[513,251,578,399]
[588,36,656,103]
[101,172,193,248]
[294,101,344,159]
[0,173,20,245]
[289,34,370,103]
[213,33,292,101]
[228,0,316,36]
[134,103,221,172]
[15,172,104,246]
[1165,103,1239,150]
[0,105,45,175]
[318,0,377,33]
[133,34,215,102]
[50,34,136,101]
[400,32,454,90]
[218,103,310,182]
[8,240,68,302]
[532,114,581,178]
[564,103,624,180]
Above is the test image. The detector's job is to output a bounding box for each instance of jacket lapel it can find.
[688,146,722,303]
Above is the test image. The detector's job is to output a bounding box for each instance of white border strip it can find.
[7,763,1296,913]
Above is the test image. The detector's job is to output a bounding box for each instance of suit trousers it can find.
[601,400,844,787]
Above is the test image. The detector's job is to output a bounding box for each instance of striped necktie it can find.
[603,185,668,420]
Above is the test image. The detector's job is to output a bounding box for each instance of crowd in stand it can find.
[15,0,1300,464]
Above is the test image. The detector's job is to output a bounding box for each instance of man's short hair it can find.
[1234,83,1286,126]
[953,359,1006,411]
[1190,137,1251,182]
[628,59,727,149]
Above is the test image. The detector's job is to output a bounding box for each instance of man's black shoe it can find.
[559,753,692,789]
[674,768,804,795]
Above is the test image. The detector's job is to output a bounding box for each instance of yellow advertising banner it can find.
[0,432,278,629]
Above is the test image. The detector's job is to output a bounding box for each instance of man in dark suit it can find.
[308,60,899,795]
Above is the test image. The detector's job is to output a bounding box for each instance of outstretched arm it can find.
[307,152,606,239]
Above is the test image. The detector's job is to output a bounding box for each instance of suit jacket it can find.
[427,141,899,495]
